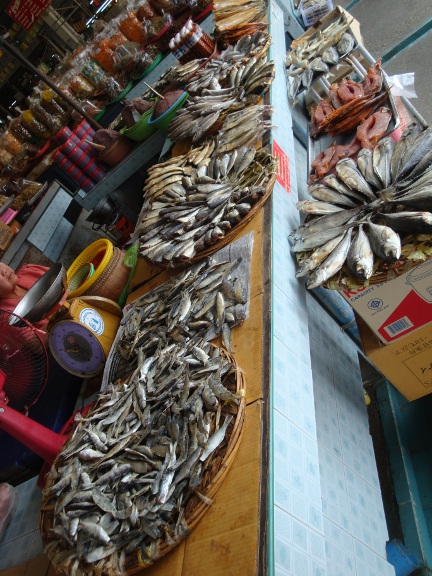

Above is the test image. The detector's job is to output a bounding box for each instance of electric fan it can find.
[0,309,66,463]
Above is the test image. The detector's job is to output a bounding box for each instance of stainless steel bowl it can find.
[12,263,68,324]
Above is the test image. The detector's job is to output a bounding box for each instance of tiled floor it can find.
[0,478,44,571]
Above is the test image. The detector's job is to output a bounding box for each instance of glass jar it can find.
[119,11,146,44]
[92,40,115,72]
[136,0,156,19]
[69,74,96,98]
[82,59,106,87]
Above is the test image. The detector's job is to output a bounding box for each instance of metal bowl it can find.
[12,263,68,324]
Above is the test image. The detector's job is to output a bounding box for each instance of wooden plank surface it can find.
[3,210,267,576]
[126,212,267,576]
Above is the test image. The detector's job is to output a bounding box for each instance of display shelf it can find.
[75,13,214,214]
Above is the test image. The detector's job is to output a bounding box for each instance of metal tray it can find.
[286,13,359,99]
[307,73,400,180]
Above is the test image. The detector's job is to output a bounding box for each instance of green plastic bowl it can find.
[148,92,189,132]
[120,104,157,142]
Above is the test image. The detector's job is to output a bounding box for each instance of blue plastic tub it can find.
[386,539,422,576]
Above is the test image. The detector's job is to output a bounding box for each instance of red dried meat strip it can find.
[310,137,361,181]
[311,145,336,179]
[362,58,383,96]
[314,100,334,126]
[329,84,343,109]
[337,79,363,103]
[356,107,392,149]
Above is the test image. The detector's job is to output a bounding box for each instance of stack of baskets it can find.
[66,239,130,303]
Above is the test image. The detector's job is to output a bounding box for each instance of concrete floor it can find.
[336,0,432,123]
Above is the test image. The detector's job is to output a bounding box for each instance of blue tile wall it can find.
[268,6,394,573]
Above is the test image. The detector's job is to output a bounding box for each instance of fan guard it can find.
[0,308,48,412]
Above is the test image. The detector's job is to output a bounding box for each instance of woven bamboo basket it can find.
[84,247,130,302]
[143,170,278,268]
[39,346,246,575]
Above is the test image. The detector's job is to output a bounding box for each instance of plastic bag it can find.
[0,483,17,541]
[118,242,138,307]
[387,72,418,99]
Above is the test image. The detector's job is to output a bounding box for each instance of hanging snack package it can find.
[9,117,32,143]
[20,110,51,140]
[0,148,14,169]
[1,132,23,155]
[40,89,69,118]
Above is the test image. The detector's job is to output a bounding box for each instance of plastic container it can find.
[148,91,189,131]
[99,137,133,166]
[67,263,95,293]
[66,238,114,298]
[74,120,96,140]
[300,0,333,26]
[74,149,96,171]
[58,157,75,172]
[120,105,157,141]
[136,0,156,19]
[65,164,84,180]
[92,42,115,73]
[119,11,146,44]
[60,140,87,163]
[81,176,97,192]
[386,539,422,576]
[53,126,73,145]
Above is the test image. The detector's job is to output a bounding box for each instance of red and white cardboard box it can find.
[340,259,432,344]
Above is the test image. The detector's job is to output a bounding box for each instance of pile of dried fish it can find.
[185,31,272,94]
[41,338,244,576]
[115,255,249,369]
[290,123,432,289]
[138,140,276,265]
[310,60,386,137]
[168,88,244,143]
[213,0,268,34]
[286,15,356,101]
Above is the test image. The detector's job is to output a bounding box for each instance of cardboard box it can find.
[0,221,14,250]
[340,259,432,344]
[357,314,432,402]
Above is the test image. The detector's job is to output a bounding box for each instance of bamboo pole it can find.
[0,35,103,131]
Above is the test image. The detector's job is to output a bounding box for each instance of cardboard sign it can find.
[272,140,291,193]
[341,259,432,344]
[6,0,50,31]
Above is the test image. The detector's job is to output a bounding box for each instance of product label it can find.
[79,308,104,336]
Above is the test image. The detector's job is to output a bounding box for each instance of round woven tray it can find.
[85,247,130,302]
[39,346,246,574]
[143,170,278,268]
